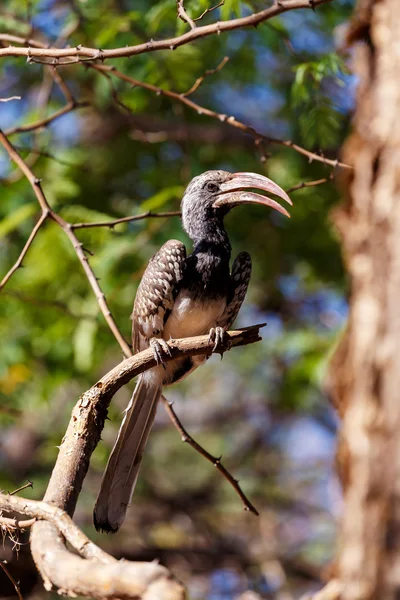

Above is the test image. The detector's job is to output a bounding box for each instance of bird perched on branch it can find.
[94,170,291,532]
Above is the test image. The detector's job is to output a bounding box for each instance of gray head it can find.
[181,170,292,243]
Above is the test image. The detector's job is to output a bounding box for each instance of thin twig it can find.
[9,481,33,496]
[161,395,259,515]
[13,145,84,169]
[71,210,181,229]
[286,175,334,194]
[92,63,350,170]
[181,56,229,96]
[177,0,196,29]
[194,1,225,22]
[0,562,23,600]
[47,66,74,103]
[0,1,333,61]
[4,101,88,137]
[0,130,131,356]
[0,212,48,292]
[0,32,348,169]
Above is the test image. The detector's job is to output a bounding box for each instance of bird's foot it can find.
[208,326,227,356]
[150,338,172,368]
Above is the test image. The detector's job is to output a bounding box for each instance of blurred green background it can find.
[0,0,353,598]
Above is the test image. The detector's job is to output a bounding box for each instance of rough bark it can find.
[329,1,400,598]
[22,326,262,599]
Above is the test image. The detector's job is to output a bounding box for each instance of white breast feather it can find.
[163,290,226,341]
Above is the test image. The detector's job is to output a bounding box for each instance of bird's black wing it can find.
[218,251,252,330]
[132,239,187,352]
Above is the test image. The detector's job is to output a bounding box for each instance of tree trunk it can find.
[330,1,400,598]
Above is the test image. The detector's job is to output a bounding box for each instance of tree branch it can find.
[0,1,333,62]
[0,212,48,291]
[0,129,132,356]
[0,33,347,169]
[160,395,259,515]
[4,100,88,137]
[92,63,350,170]
[181,56,229,97]
[0,327,261,599]
[71,210,182,230]
[177,0,196,29]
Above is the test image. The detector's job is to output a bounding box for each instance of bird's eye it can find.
[206,182,219,193]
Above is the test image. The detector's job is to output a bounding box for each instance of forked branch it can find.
[0,327,262,599]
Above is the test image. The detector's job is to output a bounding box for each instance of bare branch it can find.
[0,32,347,168]
[0,562,23,600]
[286,175,334,194]
[4,100,88,137]
[177,0,196,29]
[71,210,181,230]
[194,1,225,23]
[92,63,350,169]
[0,1,333,62]
[181,56,229,97]
[12,327,259,599]
[0,130,131,356]
[0,212,48,292]
[161,395,259,515]
[9,481,33,496]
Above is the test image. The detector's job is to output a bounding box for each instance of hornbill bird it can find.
[94,170,291,532]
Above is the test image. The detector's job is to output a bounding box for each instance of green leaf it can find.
[0,203,37,238]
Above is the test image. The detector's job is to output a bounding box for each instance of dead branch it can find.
[0,129,131,357]
[0,1,332,62]
[0,212,47,291]
[161,395,259,515]
[92,63,349,170]
[4,100,88,137]
[2,326,260,599]
[177,0,196,29]
[286,175,334,194]
[181,56,229,97]
[71,210,182,229]
[193,1,225,23]
[0,33,347,169]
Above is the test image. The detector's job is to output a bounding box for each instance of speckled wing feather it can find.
[132,239,187,352]
[94,239,187,533]
[218,251,252,330]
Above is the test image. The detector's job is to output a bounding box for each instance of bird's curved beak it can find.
[212,172,292,218]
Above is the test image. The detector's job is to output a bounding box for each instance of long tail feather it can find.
[93,373,161,532]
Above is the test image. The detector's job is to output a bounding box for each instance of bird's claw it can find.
[208,326,226,356]
[150,338,172,368]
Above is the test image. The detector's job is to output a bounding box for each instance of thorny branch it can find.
[71,210,182,229]
[92,63,349,170]
[0,327,261,599]
[0,212,47,291]
[161,395,259,515]
[0,32,348,169]
[193,1,225,23]
[177,0,196,29]
[0,3,342,595]
[181,56,229,96]
[0,129,131,357]
[0,1,332,62]
[0,127,259,522]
